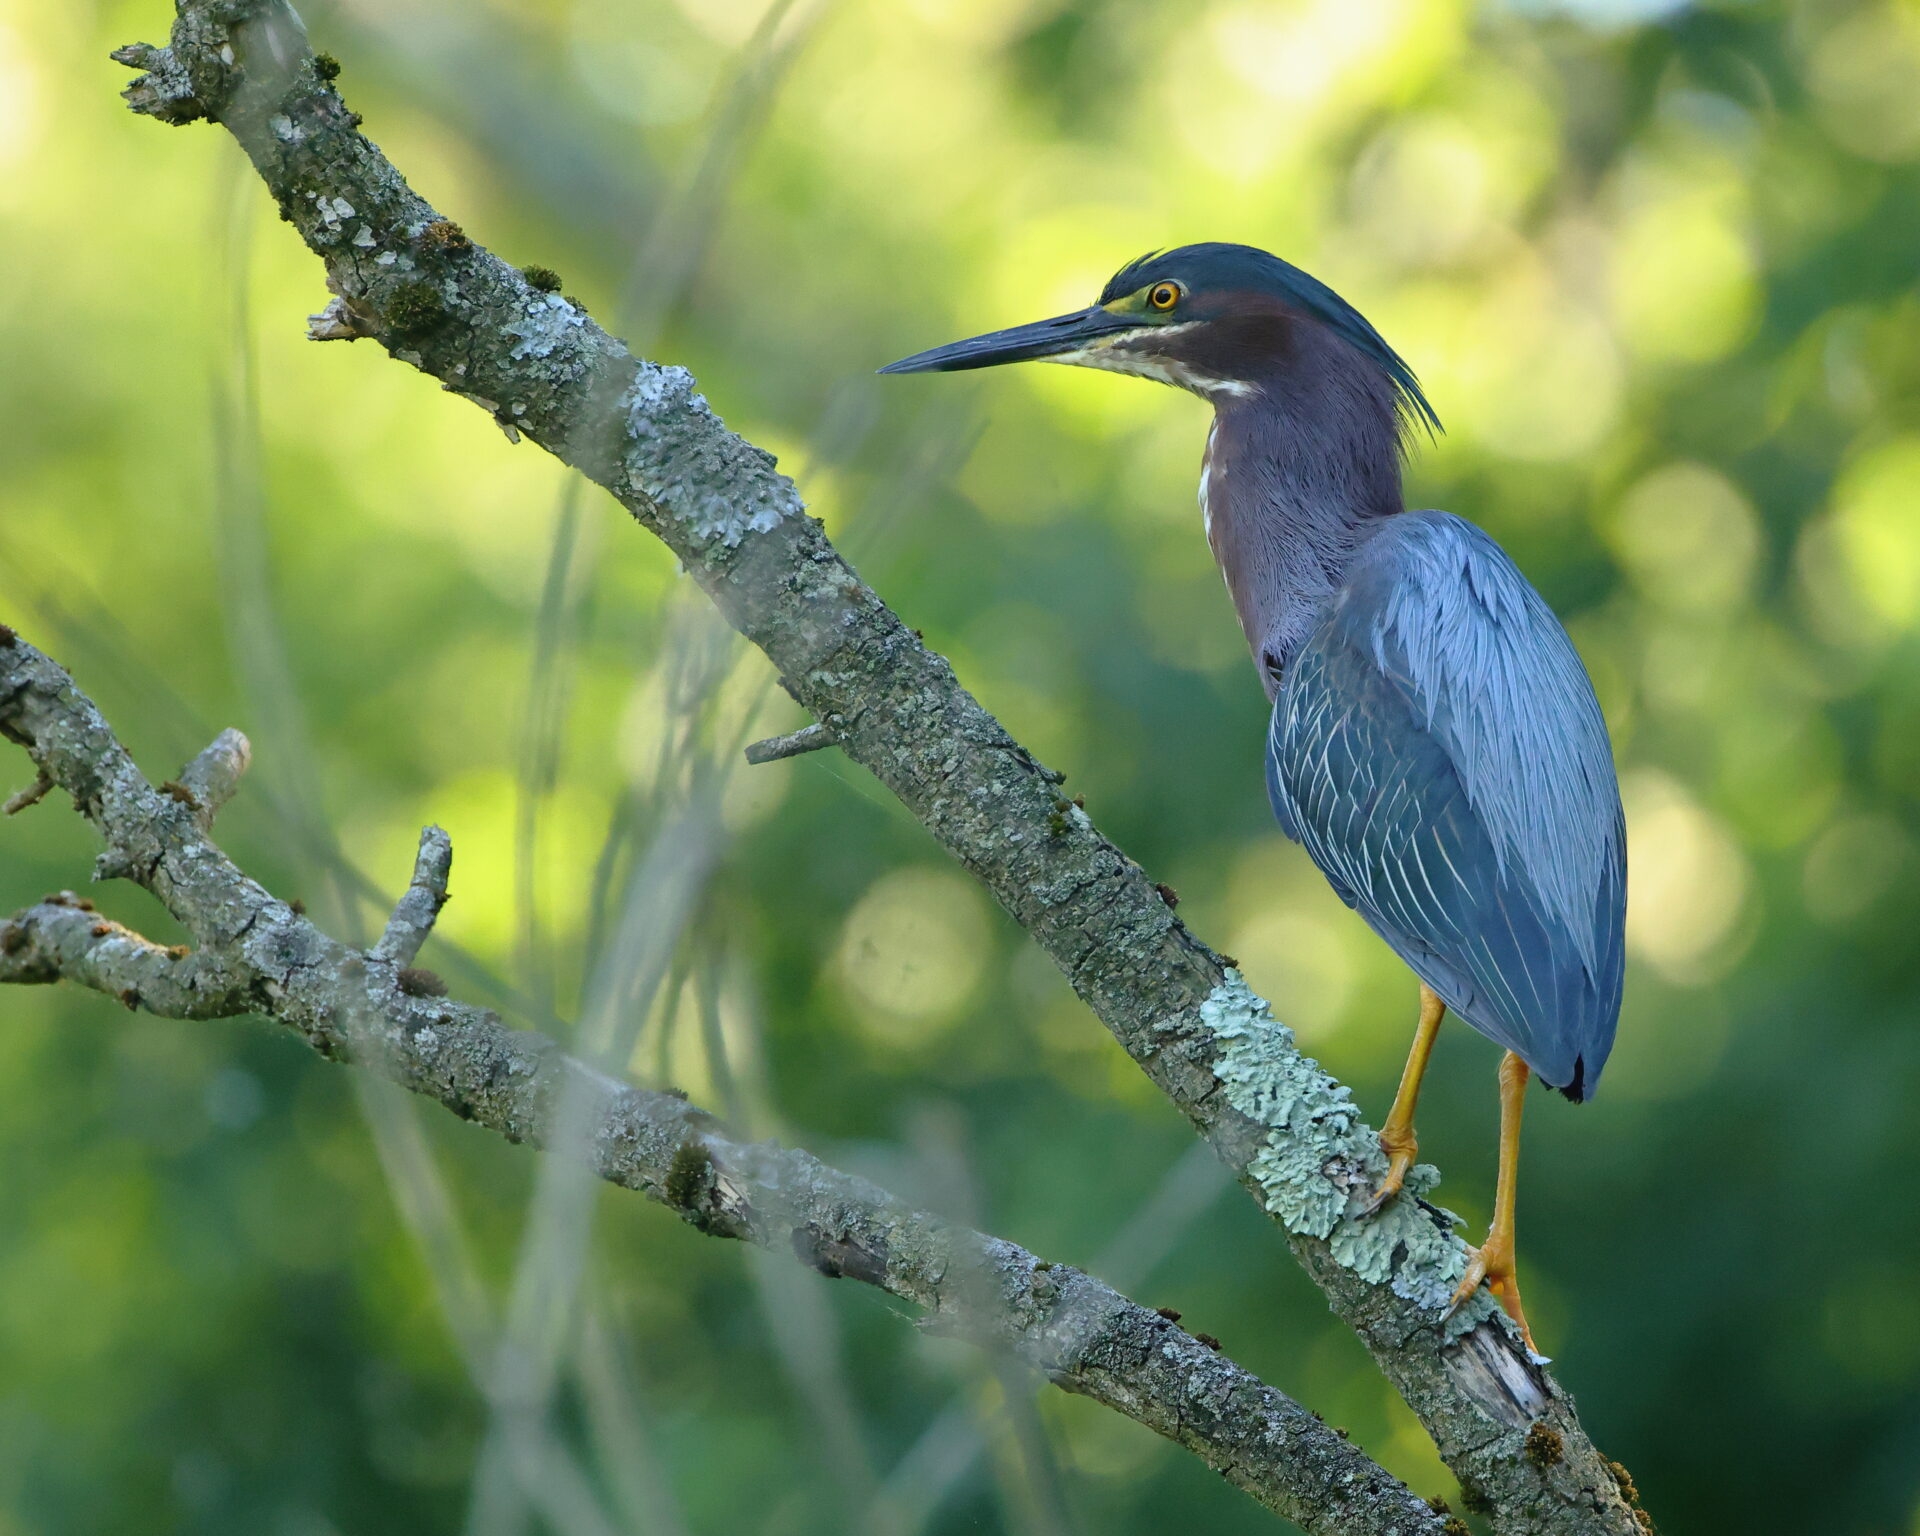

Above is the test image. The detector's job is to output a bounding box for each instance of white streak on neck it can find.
[1200,418,1218,542]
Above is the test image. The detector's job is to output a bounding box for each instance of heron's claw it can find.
[1448,1231,1537,1354]
[1447,1248,1491,1313]
[1359,1128,1418,1218]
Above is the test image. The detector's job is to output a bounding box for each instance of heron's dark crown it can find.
[1102,243,1441,436]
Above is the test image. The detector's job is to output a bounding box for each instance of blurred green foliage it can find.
[4,0,1920,1532]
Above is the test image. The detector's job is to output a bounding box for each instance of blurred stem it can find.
[215,133,628,1536]
[986,1362,1079,1536]
[615,0,819,342]
[907,1105,1081,1536]
[514,479,591,1015]
[748,1249,885,1523]
[210,142,348,936]
[870,1140,1231,1536]
[1092,1141,1234,1292]
[510,0,821,1038]
[703,964,889,1535]
[575,1299,693,1536]
[356,1068,498,1374]
[649,949,697,1090]
[581,789,637,974]
[694,954,739,1125]
[471,611,739,1536]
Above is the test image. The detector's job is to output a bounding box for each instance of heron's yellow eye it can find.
[1147,281,1180,311]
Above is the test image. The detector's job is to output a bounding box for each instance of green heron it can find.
[882,243,1626,1349]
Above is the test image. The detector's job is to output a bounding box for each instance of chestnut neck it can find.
[1188,313,1409,697]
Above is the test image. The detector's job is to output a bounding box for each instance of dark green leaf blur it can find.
[2,0,1917,1531]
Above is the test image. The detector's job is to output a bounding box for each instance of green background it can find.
[3,0,1919,1531]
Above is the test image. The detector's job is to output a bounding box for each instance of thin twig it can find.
[177,727,253,826]
[374,825,453,966]
[3,768,53,816]
[743,721,832,764]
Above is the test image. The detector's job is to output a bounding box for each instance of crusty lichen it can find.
[111,40,207,125]
[621,364,801,549]
[504,290,585,361]
[1204,971,1490,1327]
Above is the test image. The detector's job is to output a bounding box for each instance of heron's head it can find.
[881,241,1438,436]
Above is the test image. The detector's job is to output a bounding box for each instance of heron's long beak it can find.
[879,306,1142,373]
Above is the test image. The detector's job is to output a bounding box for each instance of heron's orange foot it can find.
[1449,1233,1538,1354]
[1360,1127,1418,1217]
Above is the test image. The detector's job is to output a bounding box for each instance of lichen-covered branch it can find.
[0,633,1446,1536]
[0,891,254,1017]
[104,7,1652,1531]
[175,726,253,826]
[743,720,833,764]
[374,823,451,966]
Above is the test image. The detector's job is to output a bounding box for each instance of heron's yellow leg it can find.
[1360,984,1446,1217]
[1449,1051,1538,1353]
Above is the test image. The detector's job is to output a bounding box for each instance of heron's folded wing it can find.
[1267,513,1625,1095]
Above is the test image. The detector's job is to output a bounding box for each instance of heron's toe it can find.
[1449,1238,1538,1352]
[1361,1127,1418,1219]
[1448,1249,1489,1313]
[1359,1163,1410,1218]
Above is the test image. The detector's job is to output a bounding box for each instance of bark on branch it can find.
[101,6,1653,1531]
[0,632,1447,1536]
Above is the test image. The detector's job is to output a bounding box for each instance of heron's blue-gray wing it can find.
[1267,512,1625,1098]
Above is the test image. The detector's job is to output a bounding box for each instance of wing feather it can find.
[1267,513,1626,1096]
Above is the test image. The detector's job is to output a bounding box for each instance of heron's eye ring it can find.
[1147,281,1180,311]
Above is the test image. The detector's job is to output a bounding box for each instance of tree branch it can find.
[176,725,253,827]
[0,631,1449,1536]
[0,891,254,1017]
[743,720,834,765]
[102,7,1652,1530]
[374,824,452,967]
[3,766,53,816]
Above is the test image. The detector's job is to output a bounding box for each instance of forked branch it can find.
[0,631,1446,1536]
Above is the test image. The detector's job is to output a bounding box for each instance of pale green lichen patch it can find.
[621,364,802,549]
[1205,971,1492,1329]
